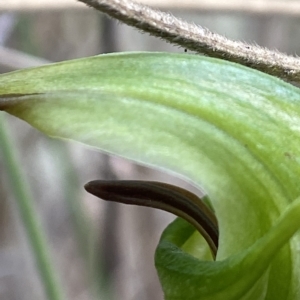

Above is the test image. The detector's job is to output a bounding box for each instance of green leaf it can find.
[1,52,300,299]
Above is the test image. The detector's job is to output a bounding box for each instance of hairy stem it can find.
[78,0,300,84]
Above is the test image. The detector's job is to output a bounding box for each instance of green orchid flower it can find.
[1,52,300,299]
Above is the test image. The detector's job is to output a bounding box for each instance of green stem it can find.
[0,113,65,300]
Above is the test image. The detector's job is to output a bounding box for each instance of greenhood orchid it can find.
[1,52,300,299]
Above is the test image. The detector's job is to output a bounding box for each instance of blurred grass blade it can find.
[0,113,65,300]
[1,52,300,298]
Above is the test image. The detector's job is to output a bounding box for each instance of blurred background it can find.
[0,0,299,299]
